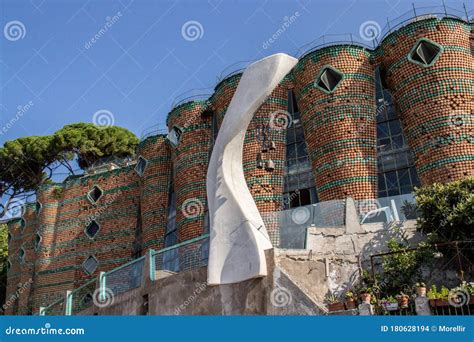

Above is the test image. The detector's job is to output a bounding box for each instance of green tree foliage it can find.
[381,238,433,295]
[0,224,8,307]
[0,136,54,195]
[415,178,474,243]
[0,123,139,204]
[53,124,139,169]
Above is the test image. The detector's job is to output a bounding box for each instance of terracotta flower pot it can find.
[469,295,474,304]
[328,302,345,312]
[436,299,449,307]
[360,293,371,304]
[429,299,437,307]
[416,287,427,297]
[345,299,356,310]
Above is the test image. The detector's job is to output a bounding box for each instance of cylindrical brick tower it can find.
[378,17,473,185]
[242,79,291,244]
[293,45,378,201]
[136,135,171,252]
[210,73,242,129]
[5,203,38,315]
[209,71,291,244]
[167,100,212,242]
[30,184,62,313]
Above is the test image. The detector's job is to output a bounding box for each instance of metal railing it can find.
[355,193,417,224]
[40,295,66,316]
[378,4,473,43]
[103,256,146,297]
[68,277,97,315]
[296,4,473,58]
[296,33,374,57]
[140,124,168,141]
[39,235,210,315]
[171,88,213,108]
[375,301,474,316]
[263,200,346,248]
[150,234,209,280]
[216,60,253,83]
[262,193,421,249]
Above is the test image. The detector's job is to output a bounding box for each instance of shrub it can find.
[415,178,473,257]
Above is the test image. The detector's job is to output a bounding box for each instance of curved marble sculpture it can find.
[207,53,298,285]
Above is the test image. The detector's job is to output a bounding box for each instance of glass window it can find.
[377,122,389,139]
[85,220,100,239]
[392,135,404,150]
[167,127,183,147]
[398,169,412,187]
[299,189,311,206]
[410,167,420,186]
[375,68,420,197]
[283,90,318,206]
[385,171,398,189]
[82,255,98,275]
[378,175,386,191]
[19,247,26,263]
[165,187,177,248]
[388,188,400,196]
[389,120,402,135]
[296,141,307,158]
[134,157,147,176]
[87,186,103,204]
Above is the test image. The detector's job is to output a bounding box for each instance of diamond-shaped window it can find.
[82,255,98,275]
[80,293,94,308]
[35,201,42,213]
[134,156,147,177]
[87,186,103,204]
[408,38,442,67]
[315,66,343,93]
[19,247,26,263]
[85,220,100,239]
[34,233,42,250]
[20,218,26,232]
[167,127,183,147]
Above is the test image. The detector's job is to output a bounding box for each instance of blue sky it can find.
[0,0,469,145]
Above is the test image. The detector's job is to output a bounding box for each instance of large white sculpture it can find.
[207,53,298,285]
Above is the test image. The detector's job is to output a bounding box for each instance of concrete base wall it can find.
[80,250,324,316]
[275,220,421,306]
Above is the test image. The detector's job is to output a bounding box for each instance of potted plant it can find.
[437,286,450,306]
[326,294,345,312]
[427,284,439,307]
[427,285,450,307]
[344,290,357,310]
[466,282,474,304]
[380,296,399,311]
[416,282,427,297]
[396,292,410,309]
[458,281,474,304]
[359,288,372,304]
